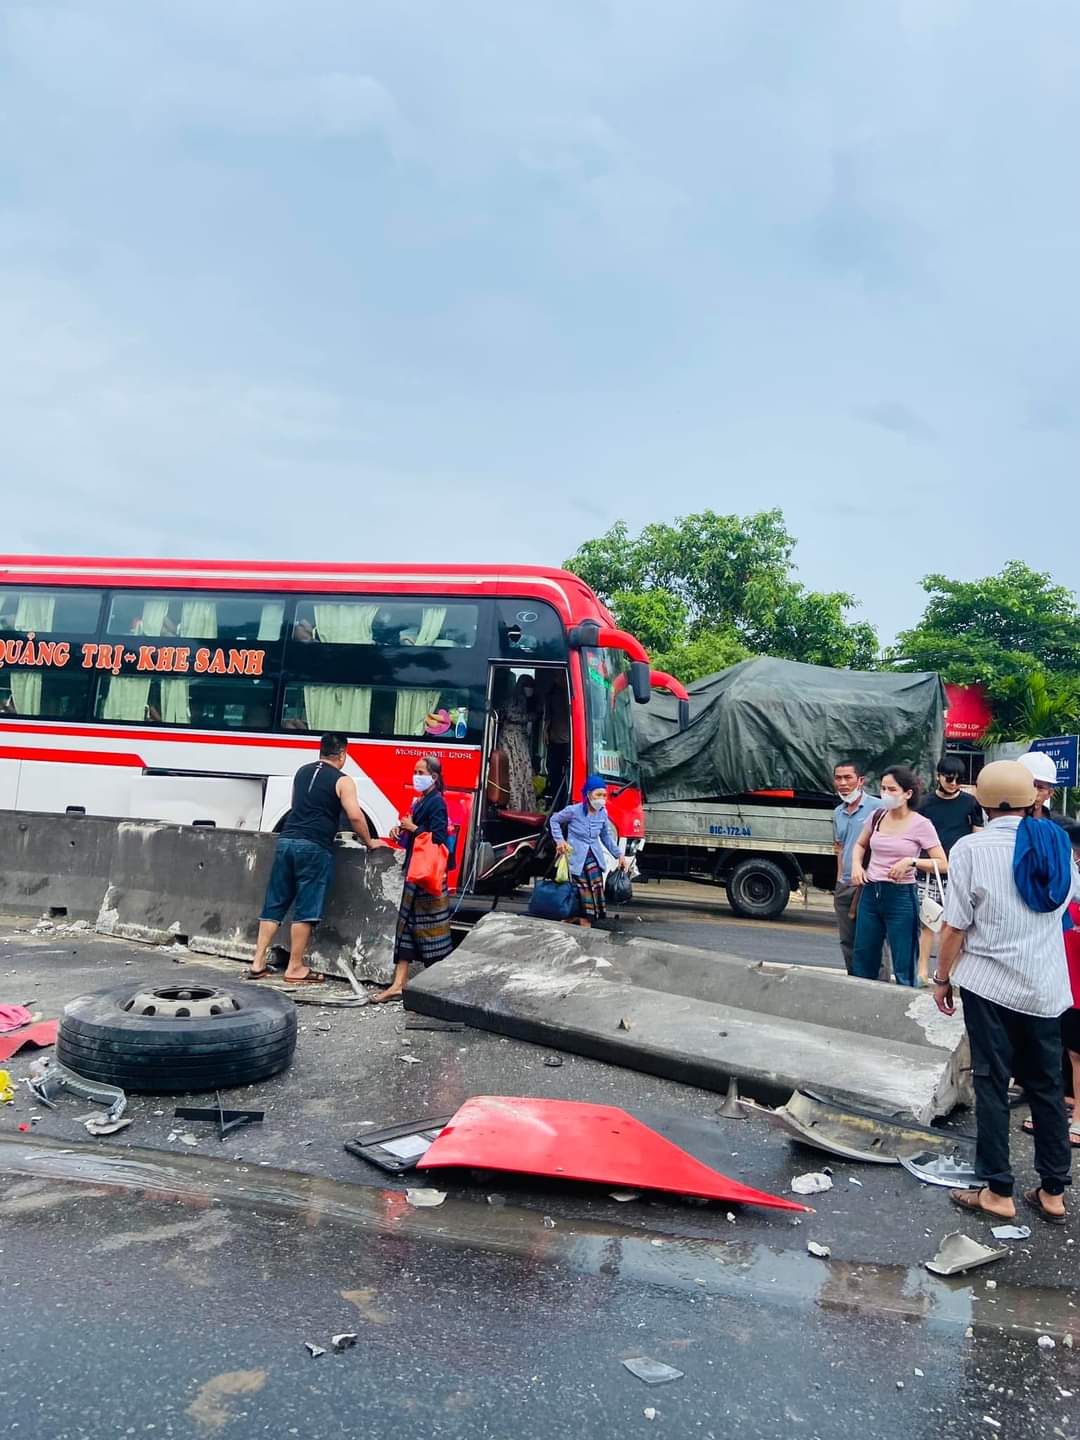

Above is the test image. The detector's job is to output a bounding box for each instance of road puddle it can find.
[2,1132,1076,1343]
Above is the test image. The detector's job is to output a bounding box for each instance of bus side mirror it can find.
[630,661,652,705]
[679,699,691,731]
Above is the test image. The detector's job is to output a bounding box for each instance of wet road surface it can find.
[2,1141,1079,1440]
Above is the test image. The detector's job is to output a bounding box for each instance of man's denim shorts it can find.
[260,838,335,924]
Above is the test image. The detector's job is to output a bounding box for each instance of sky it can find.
[3,0,1080,647]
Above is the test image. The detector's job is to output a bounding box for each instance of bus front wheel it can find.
[724,858,791,921]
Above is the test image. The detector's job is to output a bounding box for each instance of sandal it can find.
[1021,1116,1080,1145]
[283,971,326,986]
[1023,1187,1067,1225]
[949,1187,1016,1220]
[243,965,273,980]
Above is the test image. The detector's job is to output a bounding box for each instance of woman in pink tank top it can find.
[849,765,947,987]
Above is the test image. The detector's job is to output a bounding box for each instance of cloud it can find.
[853,401,937,444]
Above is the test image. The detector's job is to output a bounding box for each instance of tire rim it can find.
[121,985,241,1020]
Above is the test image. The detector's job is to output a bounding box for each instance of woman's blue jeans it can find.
[851,882,919,987]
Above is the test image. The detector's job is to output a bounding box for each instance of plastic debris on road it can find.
[899,1151,980,1190]
[332,1334,358,1352]
[398,1054,423,1065]
[405,1188,446,1208]
[84,1115,133,1137]
[990,1224,1032,1241]
[0,1069,14,1104]
[609,1190,640,1202]
[623,1358,684,1386]
[924,1232,1009,1277]
[644,1408,657,1421]
[304,1343,326,1358]
[791,1171,833,1196]
[807,1241,831,1258]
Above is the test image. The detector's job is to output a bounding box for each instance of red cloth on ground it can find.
[0,1005,33,1034]
[0,1020,58,1063]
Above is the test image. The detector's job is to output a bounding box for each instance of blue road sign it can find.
[1030,735,1079,788]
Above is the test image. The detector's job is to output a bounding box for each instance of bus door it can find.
[474,663,568,891]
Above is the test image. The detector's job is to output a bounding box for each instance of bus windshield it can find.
[582,647,640,787]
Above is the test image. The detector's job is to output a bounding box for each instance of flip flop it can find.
[1023,1187,1067,1225]
[948,1188,1017,1220]
[283,972,326,987]
[242,966,272,980]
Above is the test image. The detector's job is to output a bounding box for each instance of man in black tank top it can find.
[248,733,386,984]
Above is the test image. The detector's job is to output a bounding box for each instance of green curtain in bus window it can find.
[180,600,217,638]
[303,684,372,733]
[394,689,440,736]
[160,679,191,725]
[414,606,447,646]
[313,604,377,644]
[102,677,152,721]
[139,599,170,635]
[257,601,285,641]
[10,672,43,715]
[14,595,56,632]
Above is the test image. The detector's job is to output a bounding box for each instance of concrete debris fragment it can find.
[1037,1335,1056,1351]
[305,1343,326,1358]
[331,1334,358,1352]
[807,1241,831,1259]
[990,1224,1032,1241]
[405,1188,446,1208]
[914,1369,924,1378]
[925,1232,1008,1277]
[791,1171,833,1196]
[622,1358,685,1386]
[644,1408,657,1421]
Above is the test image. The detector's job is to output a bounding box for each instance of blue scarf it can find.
[1013,816,1073,913]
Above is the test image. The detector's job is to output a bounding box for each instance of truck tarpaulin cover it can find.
[636,658,946,801]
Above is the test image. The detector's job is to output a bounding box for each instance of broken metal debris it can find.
[418,1095,809,1212]
[622,1358,685,1386]
[343,1117,451,1174]
[84,1114,133,1137]
[924,1232,1009,1277]
[990,1224,1032,1241]
[717,1076,745,1121]
[899,1152,982,1190]
[773,1089,974,1166]
[790,1171,833,1196]
[25,1056,126,1126]
[174,1092,264,1141]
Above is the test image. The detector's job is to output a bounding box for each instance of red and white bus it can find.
[0,556,687,892]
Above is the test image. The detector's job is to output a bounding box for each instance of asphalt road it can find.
[2,916,1078,1438]
[3,1146,1078,1440]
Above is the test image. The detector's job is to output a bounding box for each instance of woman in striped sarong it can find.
[549,775,630,928]
[371,755,452,1002]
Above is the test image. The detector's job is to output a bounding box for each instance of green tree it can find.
[566,508,878,677]
[891,562,1080,689]
[982,669,1080,747]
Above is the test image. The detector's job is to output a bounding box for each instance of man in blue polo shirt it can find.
[832,759,881,974]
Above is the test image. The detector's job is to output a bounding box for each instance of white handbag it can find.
[920,859,945,933]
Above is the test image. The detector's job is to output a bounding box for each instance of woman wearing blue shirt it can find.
[549,775,628,927]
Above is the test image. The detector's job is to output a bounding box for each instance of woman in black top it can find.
[372,755,452,1002]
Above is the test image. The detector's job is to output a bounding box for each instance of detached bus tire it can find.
[56,982,297,1093]
[724,858,791,921]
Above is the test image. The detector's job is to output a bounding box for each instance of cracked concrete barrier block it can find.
[405,913,972,1122]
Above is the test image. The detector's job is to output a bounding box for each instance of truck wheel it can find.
[724,859,791,920]
[56,982,297,1093]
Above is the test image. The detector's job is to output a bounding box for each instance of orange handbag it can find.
[406,832,449,896]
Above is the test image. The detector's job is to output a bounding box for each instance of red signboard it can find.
[944,683,992,741]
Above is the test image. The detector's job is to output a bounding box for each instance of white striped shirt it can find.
[944,816,1078,1017]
